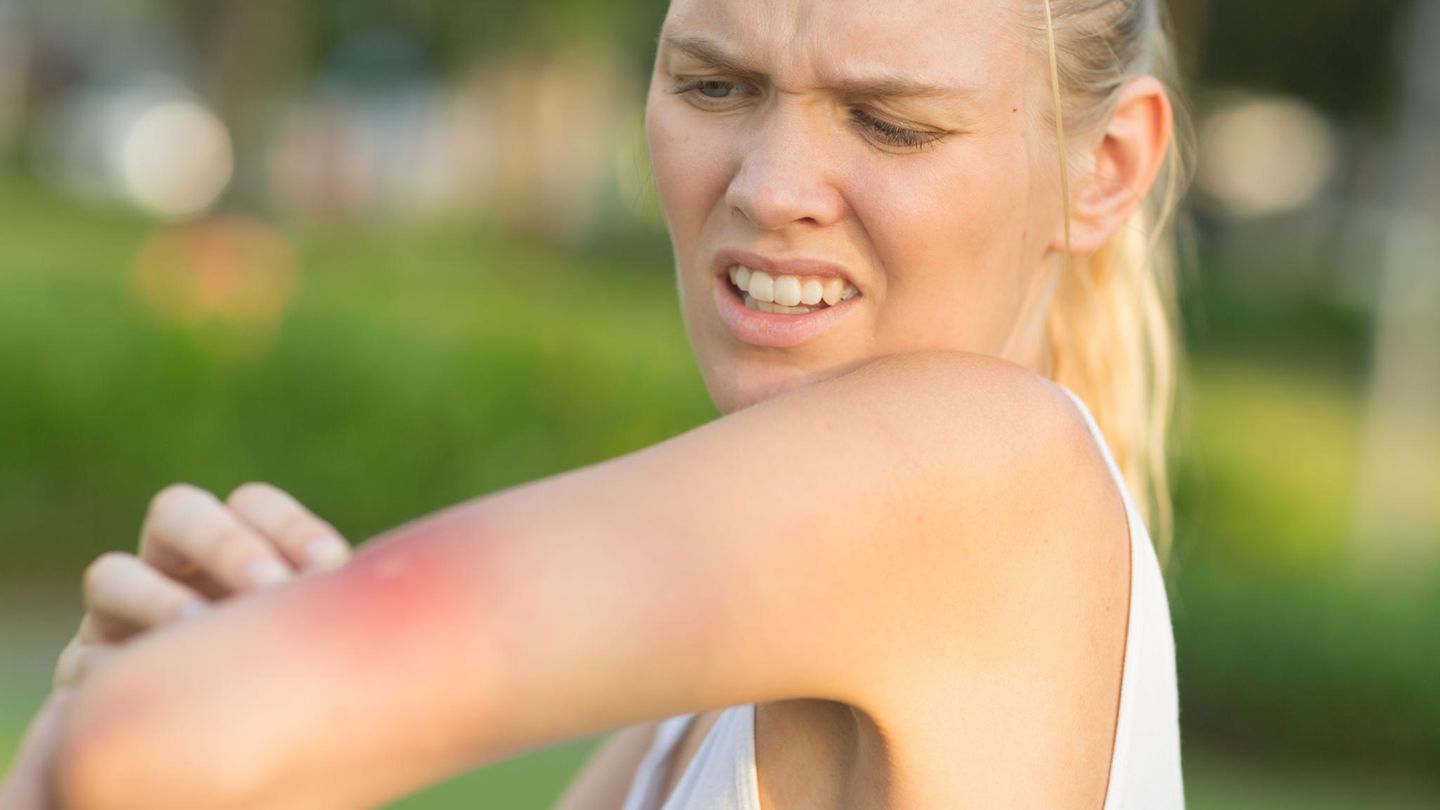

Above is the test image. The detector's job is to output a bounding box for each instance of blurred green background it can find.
[1,0,1437,807]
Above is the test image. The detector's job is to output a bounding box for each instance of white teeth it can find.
[747,270,775,302]
[745,295,820,315]
[800,280,823,306]
[733,267,861,312]
[772,275,802,307]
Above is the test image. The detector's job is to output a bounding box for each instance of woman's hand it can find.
[0,689,74,810]
[0,482,352,808]
[53,481,351,689]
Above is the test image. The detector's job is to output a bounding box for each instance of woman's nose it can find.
[724,110,849,232]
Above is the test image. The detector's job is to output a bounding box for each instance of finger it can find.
[82,551,208,639]
[0,689,75,809]
[226,481,350,573]
[53,638,122,690]
[131,533,228,599]
[74,613,123,646]
[54,638,88,688]
[140,483,295,592]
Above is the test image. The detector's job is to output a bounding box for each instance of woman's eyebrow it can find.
[661,33,977,102]
[662,34,766,82]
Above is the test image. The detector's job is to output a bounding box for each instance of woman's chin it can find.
[706,380,779,415]
[701,356,859,415]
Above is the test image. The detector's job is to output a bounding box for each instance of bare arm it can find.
[54,351,1108,809]
[549,724,657,810]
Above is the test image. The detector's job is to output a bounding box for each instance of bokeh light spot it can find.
[132,216,297,357]
[1196,94,1338,220]
[120,100,234,220]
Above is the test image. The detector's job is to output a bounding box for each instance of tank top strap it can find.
[619,705,762,810]
[619,713,697,810]
[1056,384,1146,531]
[1058,383,1185,809]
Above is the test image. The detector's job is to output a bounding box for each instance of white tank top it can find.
[620,387,1185,809]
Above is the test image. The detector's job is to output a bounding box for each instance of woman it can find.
[3,0,1186,806]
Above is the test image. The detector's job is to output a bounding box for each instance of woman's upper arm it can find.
[549,723,657,810]
[56,351,1104,809]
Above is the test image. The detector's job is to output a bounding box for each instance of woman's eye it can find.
[674,79,746,103]
[695,80,738,99]
[671,79,944,152]
[850,108,945,151]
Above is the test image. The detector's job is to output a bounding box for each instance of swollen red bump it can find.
[290,505,498,674]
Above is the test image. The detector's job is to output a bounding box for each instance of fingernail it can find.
[178,599,208,620]
[244,557,292,589]
[302,536,350,572]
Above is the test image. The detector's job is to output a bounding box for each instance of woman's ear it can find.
[1060,75,1174,255]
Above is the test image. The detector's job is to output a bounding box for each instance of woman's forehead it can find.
[661,0,1025,91]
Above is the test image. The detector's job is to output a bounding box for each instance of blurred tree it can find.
[307,0,669,71]
[1353,0,1440,573]
[165,0,316,206]
[1195,0,1411,120]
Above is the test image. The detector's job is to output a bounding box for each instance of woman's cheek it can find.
[647,103,733,244]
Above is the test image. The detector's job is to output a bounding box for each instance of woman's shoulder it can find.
[784,353,1135,805]
[724,350,1131,663]
[863,351,1131,593]
[780,350,1097,459]
[797,351,1110,494]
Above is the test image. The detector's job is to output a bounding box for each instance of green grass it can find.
[1174,356,1367,567]
[388,741,597,809]
[1182,744,1440,810]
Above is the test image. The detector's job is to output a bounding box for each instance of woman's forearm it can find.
[53,502,516,810]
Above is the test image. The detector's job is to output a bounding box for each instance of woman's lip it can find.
[712,275,861,348]
[712,249,857,286]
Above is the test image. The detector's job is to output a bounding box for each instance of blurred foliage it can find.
[79,0,1418,120]
[1167,235,1440,782]
[1171,359,1439,776]
[0,176,715,575]
[168,0,671,79]
[1175,558,1440,777]
[1193,0,1412,119]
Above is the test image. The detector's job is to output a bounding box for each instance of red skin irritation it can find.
[51,506,508,808]
[298,504,496,674]
[247,502,521,771]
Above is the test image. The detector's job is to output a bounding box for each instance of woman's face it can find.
[647,0,1069,412]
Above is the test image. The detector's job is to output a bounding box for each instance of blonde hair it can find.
[1038,0,1191,564]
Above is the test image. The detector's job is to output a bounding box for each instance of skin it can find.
[656,0,1065,411]
[1,0,1172,807]
[651,0,1171,406]
[0,483,352,809]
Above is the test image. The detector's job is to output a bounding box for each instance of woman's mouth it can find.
[712,264,863,348]
[725,265,859,314]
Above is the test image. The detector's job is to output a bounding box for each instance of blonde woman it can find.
[2,0,1187,806]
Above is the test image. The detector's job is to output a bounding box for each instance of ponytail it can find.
[1046,208,1180,562]
[1038,0,1191,564]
